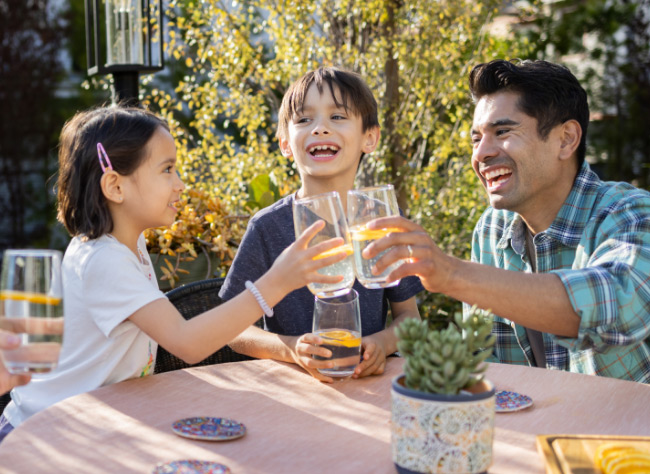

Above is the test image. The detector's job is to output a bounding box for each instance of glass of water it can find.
[312,289,361,378]
[347,184,404,289]
[293,191,355,298]
[0,249,64,374]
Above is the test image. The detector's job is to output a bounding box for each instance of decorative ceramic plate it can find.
[152,460,231,474]
[171,417,246,441]
[495,390,533,412]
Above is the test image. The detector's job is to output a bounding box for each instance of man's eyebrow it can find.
[471,118,520,134]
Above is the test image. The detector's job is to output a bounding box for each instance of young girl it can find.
[0,105,346,441]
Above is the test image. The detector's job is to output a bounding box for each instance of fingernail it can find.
[5,334,20,345]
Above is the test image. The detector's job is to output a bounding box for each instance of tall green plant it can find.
[146,0,531,316]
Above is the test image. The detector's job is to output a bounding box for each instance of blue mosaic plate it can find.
[495,390,533,412]
[171,417,246,441]
[152,460,230,474]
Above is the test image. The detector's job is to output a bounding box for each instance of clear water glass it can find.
[293,191,355,298]
[0,249,64,374]
[312,289,361,378]
[347,184,404,289]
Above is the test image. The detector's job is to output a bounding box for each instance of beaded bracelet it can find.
[245,280,274,317]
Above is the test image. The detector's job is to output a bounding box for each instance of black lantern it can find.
[84,0,164,105]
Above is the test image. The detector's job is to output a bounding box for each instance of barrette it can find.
[97,142,113,172]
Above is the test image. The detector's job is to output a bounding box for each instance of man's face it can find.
[470,91,567,219]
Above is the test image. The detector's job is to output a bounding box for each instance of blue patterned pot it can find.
[391,375,495,474]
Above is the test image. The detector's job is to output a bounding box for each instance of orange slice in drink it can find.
[0,290,62,305]
[350,225,403,241]
[313,243,353,260]
[319,330,361,347]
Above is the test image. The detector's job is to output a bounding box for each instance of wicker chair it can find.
[154,278,257,374]
[0,392,10,416]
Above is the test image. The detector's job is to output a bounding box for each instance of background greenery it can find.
[1,0,648,318]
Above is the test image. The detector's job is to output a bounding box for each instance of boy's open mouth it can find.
[308,144,340,160]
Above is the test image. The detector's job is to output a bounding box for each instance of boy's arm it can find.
[228,326,338,383]
[353,296,420,378]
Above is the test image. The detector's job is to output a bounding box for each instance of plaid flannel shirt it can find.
[469,162,650,383]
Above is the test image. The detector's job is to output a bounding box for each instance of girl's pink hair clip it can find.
[97,142,113,172]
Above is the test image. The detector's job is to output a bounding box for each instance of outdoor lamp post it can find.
[84,0,164,105]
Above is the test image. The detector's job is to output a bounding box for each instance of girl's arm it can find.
[129,221,347,364]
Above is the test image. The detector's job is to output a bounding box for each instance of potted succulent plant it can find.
[391,307,496,474]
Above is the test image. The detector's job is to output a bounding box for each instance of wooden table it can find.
[0,358,648,473]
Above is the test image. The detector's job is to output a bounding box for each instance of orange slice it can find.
[0,291,62,305]
[350,225,402,241]
[313,243,353,260]
[319,330,361,347]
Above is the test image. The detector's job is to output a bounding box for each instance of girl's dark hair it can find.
[277,66,379,141]
[56,105,169,239]
[469,59,589,166]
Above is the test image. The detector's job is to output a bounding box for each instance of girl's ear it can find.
[100,171,124,203]
[361,126,381,154]
[279,137,293,158]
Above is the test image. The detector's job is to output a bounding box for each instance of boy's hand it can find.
[352,334,388,378]
[288,333,335,383]
[269,220,348,296]
[0,330,31,395]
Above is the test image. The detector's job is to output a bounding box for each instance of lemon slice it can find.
[595,443,650,474]
[350,225,402,241]
[312,243,353,260]
[0,290,62,305]
[608,455,650,474]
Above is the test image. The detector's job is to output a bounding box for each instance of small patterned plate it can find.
[495,390,533,412]
[171,417,246,441]
[152,460,231,474]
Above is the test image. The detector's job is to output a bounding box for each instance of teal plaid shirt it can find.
[469,162,650,383]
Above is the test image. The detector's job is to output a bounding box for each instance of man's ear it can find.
[559,120,582,161]
[100,171,124,204]
[361,126,381,154]
[279,137,293,158]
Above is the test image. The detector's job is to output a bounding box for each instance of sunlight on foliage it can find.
[143,0,532,314]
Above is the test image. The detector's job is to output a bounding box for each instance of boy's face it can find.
[280,83,379,184]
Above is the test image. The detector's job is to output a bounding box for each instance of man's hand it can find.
[0,331,31,395]
[288,333,336,383]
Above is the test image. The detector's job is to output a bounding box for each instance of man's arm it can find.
[363,216,580,337]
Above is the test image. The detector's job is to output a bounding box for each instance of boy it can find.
[219,67,423,382]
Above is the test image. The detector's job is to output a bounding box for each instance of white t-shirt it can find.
[4,234,165,427]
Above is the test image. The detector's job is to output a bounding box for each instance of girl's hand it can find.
[269,220,348,296]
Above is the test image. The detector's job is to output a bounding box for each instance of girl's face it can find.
[121,126,185,232]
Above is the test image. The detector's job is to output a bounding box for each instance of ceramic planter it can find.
[391,375,495,474]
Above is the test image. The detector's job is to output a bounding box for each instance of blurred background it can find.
[1,0,648,316]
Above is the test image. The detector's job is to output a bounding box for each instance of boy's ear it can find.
[100,171,124,204]
[361,126,381,154]
[279,137,293,158]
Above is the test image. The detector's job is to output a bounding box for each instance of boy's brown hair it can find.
[277,66,379,141]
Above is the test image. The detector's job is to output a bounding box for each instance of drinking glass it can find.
[312,289,361,378]
[293,191,355,298]
[347,184,404,289]
[0,249,64,374]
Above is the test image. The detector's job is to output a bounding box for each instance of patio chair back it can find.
[154,278,257,374]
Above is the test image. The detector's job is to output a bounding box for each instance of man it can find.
[364,59,650,382]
